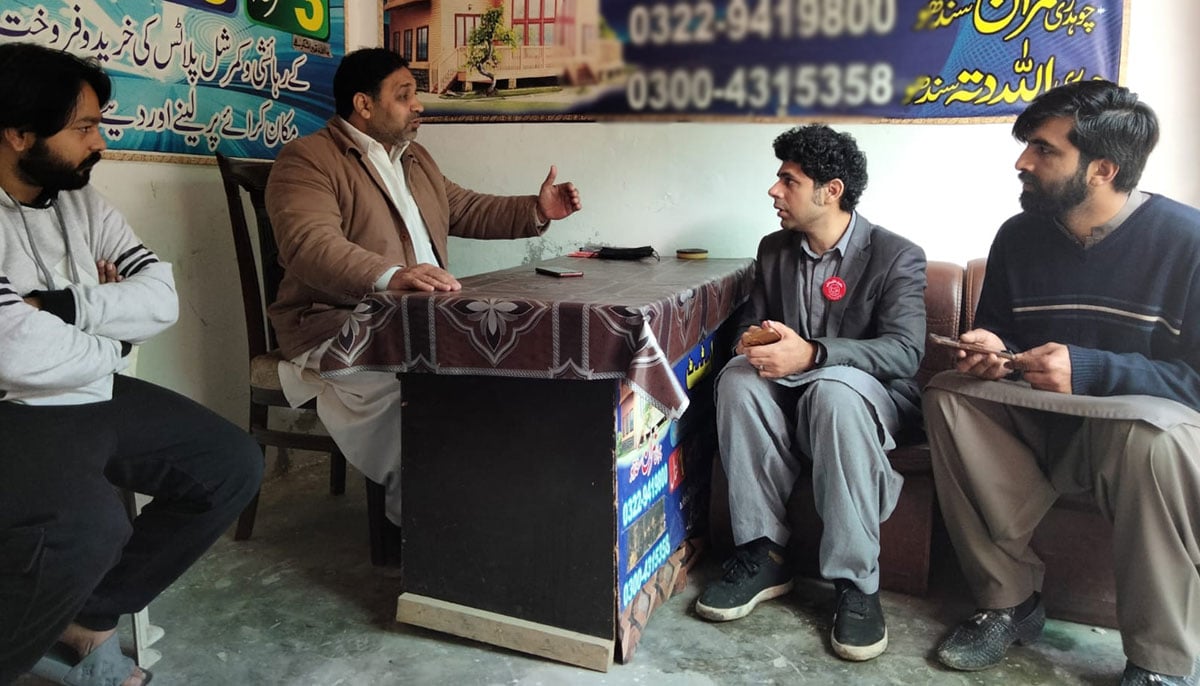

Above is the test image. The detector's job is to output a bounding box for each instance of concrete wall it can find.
[90,2,1200,425]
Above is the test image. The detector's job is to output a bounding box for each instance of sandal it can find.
[30,632,152,685]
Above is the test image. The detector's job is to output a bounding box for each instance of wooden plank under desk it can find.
[397,593,615,672]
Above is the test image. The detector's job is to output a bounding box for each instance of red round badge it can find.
[822,276,847,301]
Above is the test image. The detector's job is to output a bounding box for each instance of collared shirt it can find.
[336,118,439,289]
[799,213,856,339]
[1055,189,1148,249]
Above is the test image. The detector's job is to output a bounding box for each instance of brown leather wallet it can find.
[741,326,782,347]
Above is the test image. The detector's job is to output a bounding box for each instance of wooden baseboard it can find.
[396,593,615,672]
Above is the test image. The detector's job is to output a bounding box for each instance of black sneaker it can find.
[831,580,888,661]
[936,594,1045,671]
[1119,658,1200,686]
[695,539,793,622]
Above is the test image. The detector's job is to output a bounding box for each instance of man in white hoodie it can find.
[0,43,262,686]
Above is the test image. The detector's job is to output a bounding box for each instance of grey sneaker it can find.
[695,539,793,622]
[936,595,1045,671]
[831,580,888,661]
[1120,658,1200,686]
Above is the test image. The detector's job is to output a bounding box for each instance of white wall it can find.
[91,2,1200,423]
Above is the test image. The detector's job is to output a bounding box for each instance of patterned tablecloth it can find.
[319,256,755,417]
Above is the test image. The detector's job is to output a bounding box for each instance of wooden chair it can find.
[215,153,395,565]
[215,152,347,538]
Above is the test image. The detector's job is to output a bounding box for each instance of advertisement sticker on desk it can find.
[615,332,720,611]
[682,336,716,390]
[622,534,675,608]
[624,498,667,573]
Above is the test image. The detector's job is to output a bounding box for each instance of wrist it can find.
[27,289,75,323]
[377,266,403,291]
[808,340,826,367]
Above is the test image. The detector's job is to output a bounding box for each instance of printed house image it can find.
[383,0,623,93]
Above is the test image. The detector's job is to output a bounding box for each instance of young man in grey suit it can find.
[696,125,926,662]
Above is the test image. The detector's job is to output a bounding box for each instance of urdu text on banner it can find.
[390,0,1127,122]
[0,1,346,160]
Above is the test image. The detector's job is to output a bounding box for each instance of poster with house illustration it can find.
[383,0,624,116]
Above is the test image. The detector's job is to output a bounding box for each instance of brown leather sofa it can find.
[708,259,1118,628]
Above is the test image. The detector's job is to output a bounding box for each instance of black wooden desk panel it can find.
[400,375,617,639]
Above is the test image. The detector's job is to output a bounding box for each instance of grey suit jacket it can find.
[735,214,927,410]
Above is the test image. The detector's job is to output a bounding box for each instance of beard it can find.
[18,139,101,193]
[364,114,419,148]
[1019,163,1089,217]
[389,122,419,146]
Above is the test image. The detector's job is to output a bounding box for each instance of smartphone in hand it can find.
[535,266,584,278]
[928,333,1015,360]
[741,326,782,347]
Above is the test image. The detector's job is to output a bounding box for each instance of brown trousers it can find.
[924,372,1200,676]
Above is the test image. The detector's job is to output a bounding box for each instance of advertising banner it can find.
[1,1,346,159]
[397,0,1128,122]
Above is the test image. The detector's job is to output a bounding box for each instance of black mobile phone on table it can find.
[535,266,584,277]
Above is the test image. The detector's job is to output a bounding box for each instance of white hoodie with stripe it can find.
[0,185,177,405]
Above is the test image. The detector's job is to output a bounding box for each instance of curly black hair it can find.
[773,125,868,212]
[1013,80,1158,193]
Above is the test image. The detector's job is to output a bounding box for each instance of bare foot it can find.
[58,623,149,686]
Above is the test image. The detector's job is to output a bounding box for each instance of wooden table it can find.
[320,256,754,671]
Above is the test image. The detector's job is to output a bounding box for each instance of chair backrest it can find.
[216,152,281,357]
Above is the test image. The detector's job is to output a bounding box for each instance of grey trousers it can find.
[925,372,1200,676]
[716,356,904,594]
